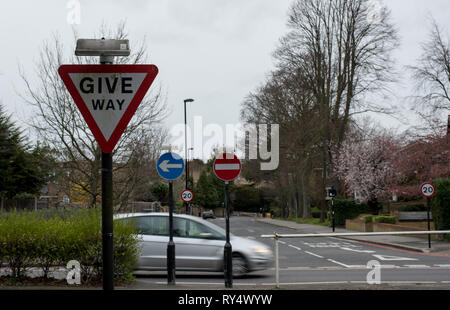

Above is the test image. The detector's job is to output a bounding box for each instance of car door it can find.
[132,215,169,270]
[173,217,225,271]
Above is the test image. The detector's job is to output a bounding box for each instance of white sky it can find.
[0,0,449,159]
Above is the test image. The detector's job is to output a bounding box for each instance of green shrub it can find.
[0,208,140,283]
[431,178,450,231]
[331,199,371,226]
[360,215,373,223]
[311,207,321,218]
[373,215,396,224]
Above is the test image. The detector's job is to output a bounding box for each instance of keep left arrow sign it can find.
[159,160,183,172]
[156,152,184,181]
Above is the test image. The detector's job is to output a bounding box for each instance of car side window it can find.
[174,218,224,240]
[124,216,169,236]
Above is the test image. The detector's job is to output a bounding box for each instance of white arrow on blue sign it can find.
[157,152,185,181]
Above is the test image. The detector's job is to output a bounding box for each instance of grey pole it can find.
[427,197,431,249]
[331,198,335,233]
[183,99,193,214]
[184,100,188,215]
[100,55,114,291]
[167,181,176,284]
[224,181,233,288]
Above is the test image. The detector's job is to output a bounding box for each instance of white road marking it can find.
[380,265,398,269]
[434,264,450,268]
[381,281,437,284]
[339,247,375,254]
[403,265,431,268]
[261,281,349,286]
[372,254,418,261]
[288,244,302,251]
[327,259,351,268]
[305,251,324,259]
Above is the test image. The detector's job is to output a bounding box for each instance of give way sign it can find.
[58,64,158,153]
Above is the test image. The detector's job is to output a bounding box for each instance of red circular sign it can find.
[213,153,242,182]
[181,189,194,202]
[420,182,435,198]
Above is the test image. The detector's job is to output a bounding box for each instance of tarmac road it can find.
[132,216,450,290]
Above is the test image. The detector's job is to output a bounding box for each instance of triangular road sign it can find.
[58,64,158,153]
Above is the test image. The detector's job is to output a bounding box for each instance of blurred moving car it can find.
[202,210,216,219]
[114,213,273,276]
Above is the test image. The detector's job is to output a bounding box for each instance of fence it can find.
[261,230,450,288]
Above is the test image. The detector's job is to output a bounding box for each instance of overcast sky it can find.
[0,0,449,159]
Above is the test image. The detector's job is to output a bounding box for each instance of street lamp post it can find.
[184,98,194,214]
[74,38,131,291]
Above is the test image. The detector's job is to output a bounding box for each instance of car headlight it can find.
[252,247,272,256]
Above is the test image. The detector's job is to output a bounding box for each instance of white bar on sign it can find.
[215,164,240,170]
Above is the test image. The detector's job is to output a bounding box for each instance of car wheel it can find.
[232,253,248,277]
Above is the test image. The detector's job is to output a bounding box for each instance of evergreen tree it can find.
[0,104,55,198]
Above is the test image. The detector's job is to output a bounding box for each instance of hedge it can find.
[372,215,396,224]
[330,199,371,227]
[431,178,450,231]
[0,209,140,282]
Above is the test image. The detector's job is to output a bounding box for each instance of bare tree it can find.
[271,0,399,220]
[241,0,399,220]
[409,18,450,115]
[19,22,168,209]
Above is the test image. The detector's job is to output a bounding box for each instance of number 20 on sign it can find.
[420,182,435,198]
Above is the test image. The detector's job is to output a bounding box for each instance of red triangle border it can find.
[58,64,158,153]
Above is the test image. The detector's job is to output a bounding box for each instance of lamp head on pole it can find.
[184,98,194,103]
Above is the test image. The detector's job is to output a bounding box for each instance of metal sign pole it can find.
[100,55,114,291]
[167,180,176,285]
[427,197,431,249]
[224,181,233,288]
[101,151,114,290]
[331,198,335,233]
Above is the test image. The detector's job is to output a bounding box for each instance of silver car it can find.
[114,213,273,276]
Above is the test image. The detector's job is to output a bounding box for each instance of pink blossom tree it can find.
[334,133,399,214]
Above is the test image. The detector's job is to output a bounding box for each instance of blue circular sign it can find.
[156,152,185,181]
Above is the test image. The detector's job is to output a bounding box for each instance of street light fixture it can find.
[184,99,194,214]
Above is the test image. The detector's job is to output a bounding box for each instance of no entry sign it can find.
[58,64,158,153]
[213,153,241,182]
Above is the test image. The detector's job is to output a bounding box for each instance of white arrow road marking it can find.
[372,254,418,261]
[159,160,183,172]
[214,164,240,170]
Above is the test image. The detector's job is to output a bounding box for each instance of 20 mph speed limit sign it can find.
[181,189,194,203]
[420,182,435,198]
